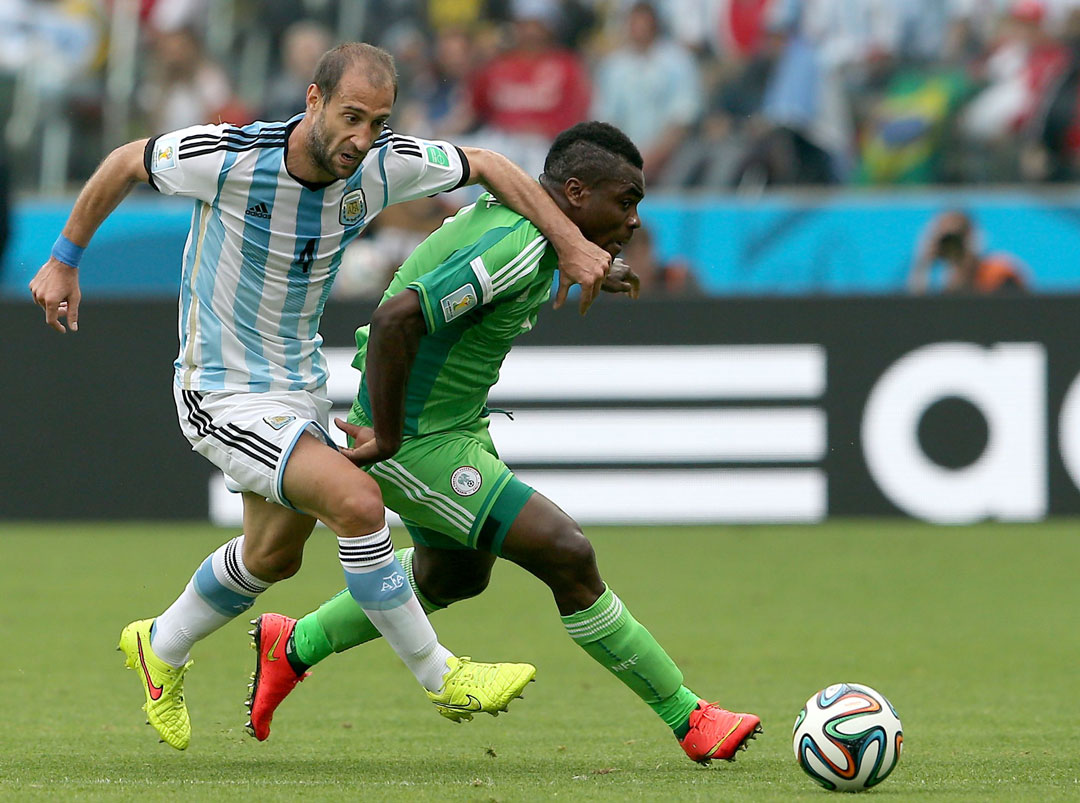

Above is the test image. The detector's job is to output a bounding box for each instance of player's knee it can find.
[328,489,385,536]
[412,556,490,604]
[455,572,491,600]
[545,524,598,585]
[420,564,491,604]
[533,525,605,611]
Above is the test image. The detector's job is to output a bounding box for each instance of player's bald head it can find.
[313,42,398,101]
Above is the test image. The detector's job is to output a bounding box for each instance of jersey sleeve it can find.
[408,219,549,334]
[381,134,470,206]
[143,124,234,203]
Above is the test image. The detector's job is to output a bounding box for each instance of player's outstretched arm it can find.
[29,139,150,332]
[460,146,611,314]
[337,289,427,466]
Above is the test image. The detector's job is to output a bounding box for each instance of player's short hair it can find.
[313,42,398,101]
[542,122,643,187]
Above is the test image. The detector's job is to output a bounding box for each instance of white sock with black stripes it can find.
[150,535,272,667]
[338,526,454,692]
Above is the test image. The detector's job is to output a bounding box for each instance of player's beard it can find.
[306,111,346,179]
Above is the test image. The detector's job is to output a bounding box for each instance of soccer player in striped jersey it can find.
[29,43,614,751]
[247,122,762,764]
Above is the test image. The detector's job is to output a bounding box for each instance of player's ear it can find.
[305,83,322,112]
[564,177,589,208]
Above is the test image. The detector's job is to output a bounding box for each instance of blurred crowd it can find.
[9,0,1080,190]
[2,0,1074,294]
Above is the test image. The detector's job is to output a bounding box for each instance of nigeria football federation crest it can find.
[339,188,367,226]
[450,466,482,496]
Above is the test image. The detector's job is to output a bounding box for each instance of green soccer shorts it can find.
[348,406,534,556]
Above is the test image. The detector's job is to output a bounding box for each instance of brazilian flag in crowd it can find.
[857,70,972,184]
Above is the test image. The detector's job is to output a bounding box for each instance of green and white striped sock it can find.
[562,585,700,734]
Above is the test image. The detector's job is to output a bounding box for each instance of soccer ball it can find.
[792,683,903,792]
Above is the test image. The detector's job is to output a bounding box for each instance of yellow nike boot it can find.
[426,656,536,723]
[118,619,192,750]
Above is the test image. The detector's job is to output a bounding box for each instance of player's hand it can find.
[335,418,390,466]
[29,258,82,333]
[600,258,640,298]
[553,239,612,315]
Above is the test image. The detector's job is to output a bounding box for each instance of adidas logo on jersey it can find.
[245,202,271,219]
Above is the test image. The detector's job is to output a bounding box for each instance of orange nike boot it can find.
[678,701,762,764]
[244,613,310,741]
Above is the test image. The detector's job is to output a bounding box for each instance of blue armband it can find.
[51,235,85,269]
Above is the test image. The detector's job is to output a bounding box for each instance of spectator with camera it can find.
[908,210,1028,294]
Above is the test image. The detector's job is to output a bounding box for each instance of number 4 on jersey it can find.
[297,239,316,274]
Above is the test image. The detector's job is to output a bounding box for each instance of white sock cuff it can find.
[338,525,393,573]
[213,535,271,596]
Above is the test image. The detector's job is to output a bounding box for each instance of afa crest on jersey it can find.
[340,188,367,226]
[263,414,296,430]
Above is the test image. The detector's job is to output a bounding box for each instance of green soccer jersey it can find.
[352,193,558,435]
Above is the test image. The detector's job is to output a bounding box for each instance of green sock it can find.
[290,547,445,668]
[562,585,701,736]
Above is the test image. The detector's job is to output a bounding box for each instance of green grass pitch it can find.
[0,521,1077,801]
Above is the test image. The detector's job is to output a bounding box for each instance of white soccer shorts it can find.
[173,383,335,510]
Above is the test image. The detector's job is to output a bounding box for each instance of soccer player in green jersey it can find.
[245,122,762,763]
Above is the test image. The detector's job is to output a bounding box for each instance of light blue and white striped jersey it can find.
[145,115,469,392]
